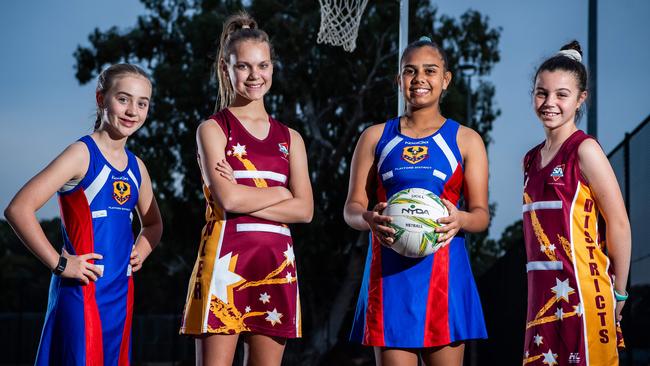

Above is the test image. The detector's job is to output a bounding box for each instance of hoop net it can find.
[317,0,369,52]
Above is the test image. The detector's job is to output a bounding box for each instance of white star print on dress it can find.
[283,244,295,266]
[542,349,558,366]
[232,143,247,157]
[265,308,283,326]
[259,292,271,304]
[551,278,574,302]
[210,252,243,303]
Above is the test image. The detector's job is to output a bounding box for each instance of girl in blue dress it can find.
[344,37,490,365]
[5,64,163,365]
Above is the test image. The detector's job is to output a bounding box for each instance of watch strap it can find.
[52,256,67,276]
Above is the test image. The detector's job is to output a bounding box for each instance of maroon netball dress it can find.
[181,108,301,338]
[522,130,622,366]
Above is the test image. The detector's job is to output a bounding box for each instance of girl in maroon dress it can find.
[521,40,630,366]
[180,12,313,365]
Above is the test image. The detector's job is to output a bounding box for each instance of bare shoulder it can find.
[353,123,385,154]
[457,125,486,155]
[61,141,91,169]
[40,140,90,182]
[364,123,386,138]
[197,118,221,135]
[577,137,604,156]
[134,155,149,174]
[457,124,483,143]
[577,137,608,167]
[288,128,305,144]
[360,122,386,143]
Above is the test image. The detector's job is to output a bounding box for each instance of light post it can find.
[459,62,477,127]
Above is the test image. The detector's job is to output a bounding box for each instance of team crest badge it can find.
[402,146,428,164]
[278,142,289,158]
[550,164,565,181]
[113,181,131,205]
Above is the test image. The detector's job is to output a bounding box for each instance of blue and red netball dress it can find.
[181,109,301,338]
[350,117,487,348]
[36,135,140,365]
[522,130,622,366]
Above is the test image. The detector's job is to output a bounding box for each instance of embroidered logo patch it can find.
[278,142,289,158]
[550,164,565,181]
[402,146,428,164]
[113,181,131,205]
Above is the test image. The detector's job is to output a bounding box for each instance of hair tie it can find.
[557,49,582,62]
[419,36,432,42]
[241,24,251,29]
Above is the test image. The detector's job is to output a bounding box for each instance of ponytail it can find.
[215,11,273,112]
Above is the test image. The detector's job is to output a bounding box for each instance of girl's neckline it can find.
[396,116,449,140]
[225,108,272,142]
[88,135,130,173]
[535,129,581,172]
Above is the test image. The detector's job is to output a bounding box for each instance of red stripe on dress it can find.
[364,177,387,345]
[118,277,134,365]
[423,245,450,346]
[423,164,462,346]
[83,284,104,365]
[440,164,463,204]
[59,190,104,365]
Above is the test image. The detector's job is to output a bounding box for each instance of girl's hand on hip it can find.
[61,248,104,285]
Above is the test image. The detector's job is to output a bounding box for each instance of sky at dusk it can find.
[1,0,648,239]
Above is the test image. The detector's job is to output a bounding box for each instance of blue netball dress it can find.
[350,117,487,348]
[36,135,140,365]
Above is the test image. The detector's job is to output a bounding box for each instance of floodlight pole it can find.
[398,0,409,116]
[588,0,598,138]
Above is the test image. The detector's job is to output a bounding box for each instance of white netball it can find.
[383,188,448,258]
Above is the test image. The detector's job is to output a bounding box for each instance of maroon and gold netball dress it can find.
[522,130,622,366]
[181,109,301,338]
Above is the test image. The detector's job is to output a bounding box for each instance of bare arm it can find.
[437,127,490,243]
[343,125,394,245]
[578,139,631,319]
[246,129,314,223]
[4,142,103,284]
[197,119,292,213]
[130,157,163,272]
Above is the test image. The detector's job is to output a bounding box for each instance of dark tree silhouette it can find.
[71,0,502,362]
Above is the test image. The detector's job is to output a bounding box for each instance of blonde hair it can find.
[95,63,151,130]
[215,11,273,112]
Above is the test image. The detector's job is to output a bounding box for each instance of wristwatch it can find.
[52,256,67,276]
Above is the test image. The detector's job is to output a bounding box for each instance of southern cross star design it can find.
[210,252,243,303]
[555,307,564,321]
[259,292,271,304]
[551,278,574,302]
[283,244,295,266]
[265,308,283,326]
[533,334,544,346]
[573,302,584,317]
[542,349,558,366]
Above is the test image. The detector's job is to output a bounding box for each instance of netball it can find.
[383,188,448,257]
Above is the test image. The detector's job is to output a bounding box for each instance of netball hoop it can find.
[317,0,369,52]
